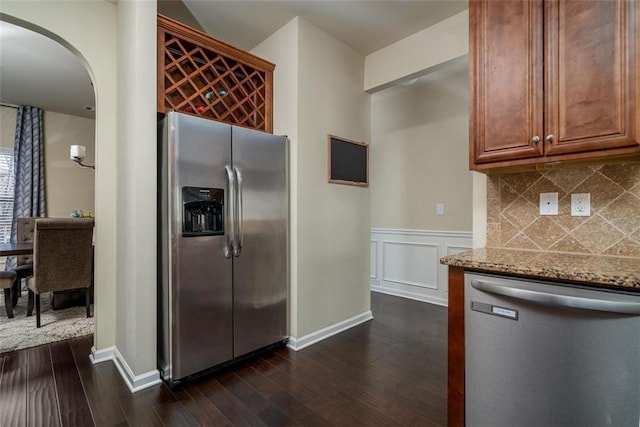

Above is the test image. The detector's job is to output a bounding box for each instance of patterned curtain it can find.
[6,106,46,270]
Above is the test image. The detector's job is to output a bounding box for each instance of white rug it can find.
[0,290,93,353]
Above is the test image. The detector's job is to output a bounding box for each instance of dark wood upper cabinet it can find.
[157,14,274,133]
[470,0,544,164]
[470,0,639,172]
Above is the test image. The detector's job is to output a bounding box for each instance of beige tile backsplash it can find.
[486,162,640,257]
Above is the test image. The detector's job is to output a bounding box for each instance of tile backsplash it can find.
[486,162,640,257]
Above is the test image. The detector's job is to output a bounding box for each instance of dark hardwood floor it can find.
[0,292,447,426]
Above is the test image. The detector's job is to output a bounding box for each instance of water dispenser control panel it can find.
[182,186,224,237]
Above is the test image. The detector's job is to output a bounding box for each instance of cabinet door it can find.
[470,0,544,165]
[545,0,639,155]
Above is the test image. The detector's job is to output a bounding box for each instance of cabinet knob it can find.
[546,134,554,143]
[531,136,540,145]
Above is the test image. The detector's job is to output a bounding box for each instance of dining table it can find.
[0,242,33,257]
[0,242,34,307]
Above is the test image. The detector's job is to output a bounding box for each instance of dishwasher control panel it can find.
[470,300,518,320]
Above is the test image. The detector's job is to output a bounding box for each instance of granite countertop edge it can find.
[440,247,640,290]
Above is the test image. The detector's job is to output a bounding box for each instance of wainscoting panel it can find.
[371,228,472,306]
[370,240,378,279]
[382,241,439,289]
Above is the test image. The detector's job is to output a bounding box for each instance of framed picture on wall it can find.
[327,135,368,187]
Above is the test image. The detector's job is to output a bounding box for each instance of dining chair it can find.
[27,218,94,328]
[1,271,17,318]
[10,217,36,307]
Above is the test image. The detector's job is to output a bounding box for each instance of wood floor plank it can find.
[153,400,199,427]
[315,333,446,394]
[0,348,28,426]
[267,392,331,427]
[68,336,130,426]
[177,384,234,426]
[233,364,330,426]
[354,325,446,359]
[279,341,444,426]
[117,383,174,426]
[306,344,446,425]
[252,359,318,404]
[27,345,61,427]
[50,340,94,426]
[233,364,282,399]
[261,351,402,426]
[303,396,364,426]
[216,369,296,426]
[195,375,267,426]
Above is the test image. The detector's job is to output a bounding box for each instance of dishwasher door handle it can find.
[471,279,640,315]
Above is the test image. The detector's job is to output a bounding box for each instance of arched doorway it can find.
[0,20,97,351]
[0,14,106,351]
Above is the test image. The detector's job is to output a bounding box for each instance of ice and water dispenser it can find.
[182,186,224,236]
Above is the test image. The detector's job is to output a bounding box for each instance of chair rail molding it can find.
[370,228,472,306]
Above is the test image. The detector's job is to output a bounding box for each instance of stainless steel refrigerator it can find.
[158,111,288,386]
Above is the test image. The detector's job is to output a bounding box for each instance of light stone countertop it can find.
[440,247,640,290]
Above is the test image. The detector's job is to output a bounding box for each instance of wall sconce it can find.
[70,145,95,170]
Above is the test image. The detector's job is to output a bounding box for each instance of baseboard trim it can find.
[371,285,447,307]
[90,345,161,393]
[89,345,115,364]
[287,310,373,351]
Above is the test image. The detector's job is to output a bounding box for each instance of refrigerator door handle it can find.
[233,166,243,257]
[224,164,235,258]
[471,279,640,315]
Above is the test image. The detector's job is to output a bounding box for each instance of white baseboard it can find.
[90,345,161,393]
[89,345,115,364]
[371,285,447,307]
[287,310,373,351]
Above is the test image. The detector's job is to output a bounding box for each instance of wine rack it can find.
[158,15,274,133]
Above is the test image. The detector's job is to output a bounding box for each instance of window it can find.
[0,147,15,244]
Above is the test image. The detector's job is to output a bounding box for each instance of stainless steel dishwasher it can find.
[465,272,640,427]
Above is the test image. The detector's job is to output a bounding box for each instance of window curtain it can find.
[6,106,46,270]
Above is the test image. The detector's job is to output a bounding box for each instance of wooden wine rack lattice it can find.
[158,15,274,133]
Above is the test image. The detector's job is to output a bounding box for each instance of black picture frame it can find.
[327,135,368,187]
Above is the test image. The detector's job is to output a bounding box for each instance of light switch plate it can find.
[571,193,591,216]
[436,203,445,215]
[540,192,559,215]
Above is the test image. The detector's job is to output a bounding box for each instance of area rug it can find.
[0,291,93,353]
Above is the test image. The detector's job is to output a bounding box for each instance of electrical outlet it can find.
[539,192,559,215]
[436,203,445,215]
[571,193,591,216]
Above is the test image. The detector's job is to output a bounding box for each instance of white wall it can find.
[370,58,472,231]
[0,1,119,352]
[0,106,95,217]
[115,0,158,383]
[296,18,371,338]
[0,106,17,149]
[43,111,95,217]
[364,10,468,92]
[253,17,372,345]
